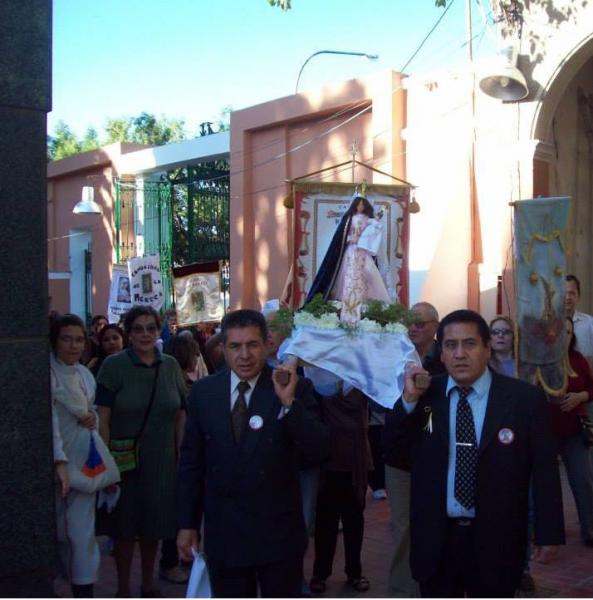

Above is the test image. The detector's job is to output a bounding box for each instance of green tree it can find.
[130,112,186,145]
[81,127,100,152]
[104,112,186,145]
[267,0,291,9]
[104,117,132,144]
[268,0,448,8]
[215,105,232,132]
[48,112,191,160]
[47,120,82,160]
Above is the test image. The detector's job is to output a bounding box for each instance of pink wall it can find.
[47,143,146,318]
[230,70,406,309]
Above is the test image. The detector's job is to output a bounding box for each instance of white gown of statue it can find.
[330,213,390,323]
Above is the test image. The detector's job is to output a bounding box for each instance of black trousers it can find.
[420,520,517,598]
[313,470,365,580]
[159,538,179,570]
[367,424,386,491]
[208,555,303,598]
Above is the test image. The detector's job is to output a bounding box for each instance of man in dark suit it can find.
[384,300,446,597]
[176,309,329,598]
[384,309,564,597]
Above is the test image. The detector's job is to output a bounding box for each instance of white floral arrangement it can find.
[284,295,414,335]
[294,313,409,334]
[384,321,408,334]
[294,311,340,330]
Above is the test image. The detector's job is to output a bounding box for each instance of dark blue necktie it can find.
[454,386,478,509]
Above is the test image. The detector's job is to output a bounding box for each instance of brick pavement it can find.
[55,465,593,597]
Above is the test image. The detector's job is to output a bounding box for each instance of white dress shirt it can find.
[230,370,261,410]
[229,369,290,419]
[400,368,493,518]
[573,311,593,362]
[573,311,593,420]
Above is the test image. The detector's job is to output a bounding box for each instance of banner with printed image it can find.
[108,265,133,323]
[173,263,224,325]
[128,254,164,311]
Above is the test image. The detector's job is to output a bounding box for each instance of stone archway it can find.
[532,34,593,311]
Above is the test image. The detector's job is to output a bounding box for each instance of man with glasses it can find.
[407,303,445,377]
[383,302,446,597]
[565,274,593,363]
[565,274,593,419]
[384,309,564,597]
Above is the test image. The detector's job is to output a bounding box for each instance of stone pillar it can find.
[0,1,55,596]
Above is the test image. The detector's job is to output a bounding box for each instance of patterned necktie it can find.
[231,380,250,444]
[454,386,478,510]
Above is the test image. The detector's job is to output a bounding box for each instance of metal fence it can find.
[114,160,230,310]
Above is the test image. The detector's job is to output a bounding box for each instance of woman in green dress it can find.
[97,306,186,598]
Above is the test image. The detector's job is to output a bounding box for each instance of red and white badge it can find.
[249,415,264,430]
[498,428,514,445]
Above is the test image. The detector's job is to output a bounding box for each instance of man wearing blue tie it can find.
[384,309,564,597]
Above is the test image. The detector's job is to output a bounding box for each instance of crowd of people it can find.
[48,272,593,598]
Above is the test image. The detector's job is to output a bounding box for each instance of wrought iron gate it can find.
[114,160,230,311]
[167,161,230,265]
[114,179,174,309]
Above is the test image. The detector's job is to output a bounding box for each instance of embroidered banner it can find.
[174,269,224,325]
[514,197,571,395]
[127,254,164,311]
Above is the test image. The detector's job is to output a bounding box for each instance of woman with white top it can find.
[50,313,101,597]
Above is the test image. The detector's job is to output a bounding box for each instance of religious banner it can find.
[288,182,410,308]
[514,197,571,396]
[128,254,164,311]
[173,263,224,326]
[107,265,132,323]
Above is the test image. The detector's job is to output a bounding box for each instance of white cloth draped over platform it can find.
[279,326,420,409]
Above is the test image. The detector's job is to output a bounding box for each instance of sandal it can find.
[310,577,326,593]
[347,576,370,592]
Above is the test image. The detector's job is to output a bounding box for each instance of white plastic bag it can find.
[186,550,211,598]
[68,429,121,494]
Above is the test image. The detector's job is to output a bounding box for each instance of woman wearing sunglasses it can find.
[489,316,517,378]
[96,306,187,598]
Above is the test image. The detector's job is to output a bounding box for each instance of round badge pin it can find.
[249,415,264,430]
[498,428,514,445]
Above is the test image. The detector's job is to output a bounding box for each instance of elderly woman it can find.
[96,306,187,598]
[50,314,101,598]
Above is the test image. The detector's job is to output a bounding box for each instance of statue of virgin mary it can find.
[306,192,392,323]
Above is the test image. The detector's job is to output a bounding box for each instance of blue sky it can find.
[49,0,496,138]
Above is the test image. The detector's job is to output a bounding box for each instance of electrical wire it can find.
[106,0,488,230]
[137,0,479,188]
[400,0,457,73]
